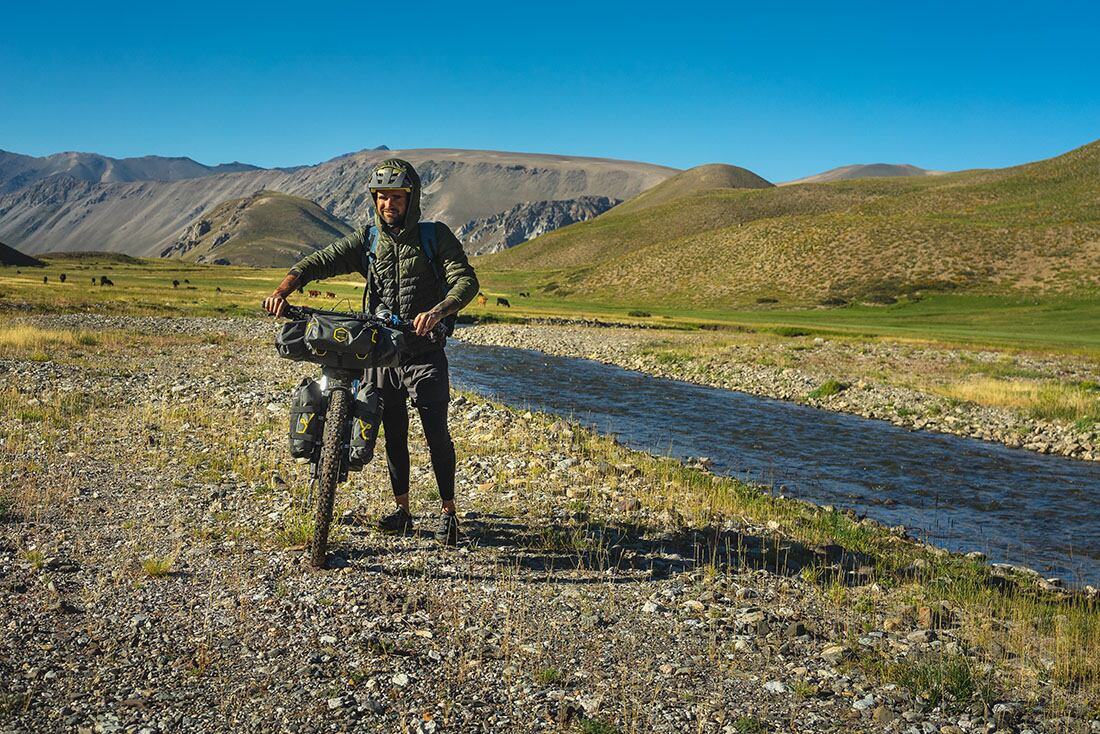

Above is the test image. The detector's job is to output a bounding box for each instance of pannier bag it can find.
[304,313,403,369]
[288,378,325,459]
[347,384,381,470]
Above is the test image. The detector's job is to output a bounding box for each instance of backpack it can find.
[361,221,457,336]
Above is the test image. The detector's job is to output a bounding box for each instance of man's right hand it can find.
[264,273,300,317]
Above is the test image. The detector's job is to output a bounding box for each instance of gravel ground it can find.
[455,324,1100,462]
[1,314,1097,733]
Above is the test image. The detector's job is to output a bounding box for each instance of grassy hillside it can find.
[165,191,352,268]
[0,241,44,267]
[783,163,936,185]
[612,163,773,215]
[478,139,1100,308]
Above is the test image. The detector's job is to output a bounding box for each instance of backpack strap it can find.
[418,221,443,283]
[360,225,378,312]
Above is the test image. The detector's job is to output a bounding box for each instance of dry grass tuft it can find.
[938,377,1100,423]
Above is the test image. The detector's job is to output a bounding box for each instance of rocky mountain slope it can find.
[481,138,1100,306]
[0,150,259,193]
[0,240,44,267]
[783,163,940,185]
[160,191,353,268]
[456,196,621,255]
[0,149,675,259]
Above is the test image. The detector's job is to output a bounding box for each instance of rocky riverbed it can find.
[455,324,1100,462]
[2,314,1098,733]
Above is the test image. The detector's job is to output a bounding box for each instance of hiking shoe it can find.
[377,506,413,533]
[434,512,459,546]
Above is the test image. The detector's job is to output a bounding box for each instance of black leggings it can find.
[380,397,456,502]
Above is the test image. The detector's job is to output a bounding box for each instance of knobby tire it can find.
[311,388,349,569]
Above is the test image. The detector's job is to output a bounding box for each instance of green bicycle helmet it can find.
[368,161,413,192]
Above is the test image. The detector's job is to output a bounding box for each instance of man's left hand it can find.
[413,308,444,337]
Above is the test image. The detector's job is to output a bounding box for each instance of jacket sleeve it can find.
[288,227,367,284]
[434,223,479,312]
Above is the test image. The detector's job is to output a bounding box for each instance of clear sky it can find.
[2,0,1097,182]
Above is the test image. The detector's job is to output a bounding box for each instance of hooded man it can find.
[264,158,479,544]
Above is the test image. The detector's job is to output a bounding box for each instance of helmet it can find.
[368,161,413,192]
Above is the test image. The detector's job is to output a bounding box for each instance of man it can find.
[263,158,479,544]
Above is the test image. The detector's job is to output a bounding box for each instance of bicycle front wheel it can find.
[311,387,349,569]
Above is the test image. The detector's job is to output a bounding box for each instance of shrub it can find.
[535,667,563,685]
[142,555,175,578]
[808,379,849,399]
[772,327,812,337]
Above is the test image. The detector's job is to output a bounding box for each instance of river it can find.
[447,339,1100,586]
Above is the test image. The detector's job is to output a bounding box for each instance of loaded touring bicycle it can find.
[275,304,445,568]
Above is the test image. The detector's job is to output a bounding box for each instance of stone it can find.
[821,644,850,663]
[872,705,897,724]
[764,680,788,694]
[852,693,875,710]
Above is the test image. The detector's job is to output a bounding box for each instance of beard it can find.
[380,209,406,227]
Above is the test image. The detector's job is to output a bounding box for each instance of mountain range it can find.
[0,149,674,260]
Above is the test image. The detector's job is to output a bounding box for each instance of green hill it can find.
[0,240,44,267]
[612,163,773,215]
[478,139,1100,307]
[162,191,352,268]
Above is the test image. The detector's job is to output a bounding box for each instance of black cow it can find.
[496,297,511,307]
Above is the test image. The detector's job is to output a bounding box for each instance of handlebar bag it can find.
[275,319,312,361]
[288,377,325,459]
[304,314,404,368]
[347,384,381,470]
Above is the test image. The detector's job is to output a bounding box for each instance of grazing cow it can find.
[99,276,114,286]
[519,291,529,297]
[59,274,67,283]
[184,279,190,284]
[325,292,336,299]
[43,276,48,284]
[90,277,96,284]
[476,294,488,306]
[308,290,321,298]
[496,297,510,307]
[172,280,180,288]
[216,287,222,293]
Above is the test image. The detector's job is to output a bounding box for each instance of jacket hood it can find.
[371,158,422,244]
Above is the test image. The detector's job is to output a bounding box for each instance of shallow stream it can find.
[448,339,1100,585]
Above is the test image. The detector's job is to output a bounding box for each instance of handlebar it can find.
[282,304,447,343]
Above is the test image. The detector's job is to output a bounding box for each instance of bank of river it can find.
[447,339,1100,586]
[456,323,1100,462]
[3,312,1099,732]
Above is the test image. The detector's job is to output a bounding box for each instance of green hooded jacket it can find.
[288,158,479,355]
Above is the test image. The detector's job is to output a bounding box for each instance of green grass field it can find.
[2,257,1096,357]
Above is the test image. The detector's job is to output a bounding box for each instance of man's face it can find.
[375,189,409,227]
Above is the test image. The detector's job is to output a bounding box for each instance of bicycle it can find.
[276,304,444,568]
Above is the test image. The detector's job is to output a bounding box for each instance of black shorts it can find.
[365,348,450,406]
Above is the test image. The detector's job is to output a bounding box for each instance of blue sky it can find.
[2,1,1098,181]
